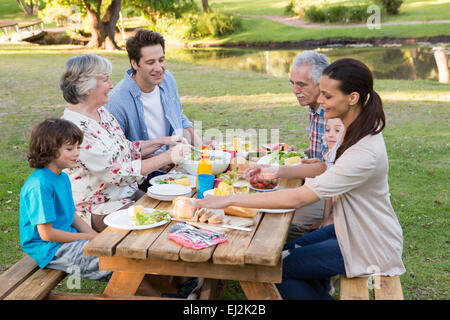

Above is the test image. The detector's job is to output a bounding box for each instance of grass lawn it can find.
[0,0,45,21]
[188,0,450,46]
[188,17,450,46]
[0,43,449,300]
[205,0,450,21]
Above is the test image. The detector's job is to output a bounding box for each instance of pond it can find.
[168,45,450,83]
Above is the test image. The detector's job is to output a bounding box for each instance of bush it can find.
[304,3,373,24]
[376,0,403,15]
[304,5,326,23]
[146,10,241,40]
[284,0,307,17]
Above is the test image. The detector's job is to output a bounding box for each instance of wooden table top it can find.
[84,178,300,270]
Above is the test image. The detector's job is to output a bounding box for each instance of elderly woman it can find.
[60,54,191,232]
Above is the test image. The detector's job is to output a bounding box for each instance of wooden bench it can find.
[0,255,66,300]
[339,275,404,300]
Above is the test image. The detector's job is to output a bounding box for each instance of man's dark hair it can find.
[126,29,165,73]
[28,118,84,168]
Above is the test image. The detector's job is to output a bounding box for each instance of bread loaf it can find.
[224,206,258,218]
[172,197,195,219]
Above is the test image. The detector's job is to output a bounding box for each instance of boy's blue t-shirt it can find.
[19,168,78,268]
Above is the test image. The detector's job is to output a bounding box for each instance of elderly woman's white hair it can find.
[60,54,112,104]
[292,51,330,84]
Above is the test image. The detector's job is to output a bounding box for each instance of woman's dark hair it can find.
[126,29,165,74]
[28,118,83,168]
[322,58,385,160]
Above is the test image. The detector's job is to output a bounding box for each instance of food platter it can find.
[249,185,279,192]
[103,208,171,230]
[150,173,196,188]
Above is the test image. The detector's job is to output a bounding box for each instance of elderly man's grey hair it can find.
[60,54,112,104]
[291,51,330,84]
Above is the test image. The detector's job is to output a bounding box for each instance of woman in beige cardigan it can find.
[195,58,405,299]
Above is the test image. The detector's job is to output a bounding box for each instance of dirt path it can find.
[240,14,450,29]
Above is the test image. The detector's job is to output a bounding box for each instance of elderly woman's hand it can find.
[164,135,189,146]
[169,143,192,164]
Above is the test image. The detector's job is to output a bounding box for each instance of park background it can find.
[0,0,448,300]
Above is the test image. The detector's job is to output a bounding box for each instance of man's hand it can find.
[285,145,299,152]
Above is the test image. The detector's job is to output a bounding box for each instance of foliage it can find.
[124,0,198,21]
[376,0,403,15]
[303,3,375,24]
[284,0,307,17]
[146,10,242,40]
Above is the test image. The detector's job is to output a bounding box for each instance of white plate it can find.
[259,208,295,213]
[103,208,171,230]
[148,184,192,196]
[147,191,193,202]
[150,173,196,188]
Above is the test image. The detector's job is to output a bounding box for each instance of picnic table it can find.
[83,172,301,300]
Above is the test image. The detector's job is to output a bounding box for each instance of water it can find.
[168,45,450,83]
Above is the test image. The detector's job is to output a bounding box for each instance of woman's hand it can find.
[194,195,232,210]
[164,135,189,146]
[244,164,280,180]
[168,143,192,164]
[301,158,322,164]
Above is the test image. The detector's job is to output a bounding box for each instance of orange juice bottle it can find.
[196,151,213,189]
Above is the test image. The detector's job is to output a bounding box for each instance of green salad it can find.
[135,210,171,226]
[263,150,306,165]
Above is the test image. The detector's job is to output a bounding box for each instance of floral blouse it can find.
[62,106,144,225]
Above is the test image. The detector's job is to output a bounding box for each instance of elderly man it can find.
[106,29,208,191]
[247,51,332,241]
[290,50,331,161]
[287,51,334,240]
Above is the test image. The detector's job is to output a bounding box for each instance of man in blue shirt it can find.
[107,29,211,191]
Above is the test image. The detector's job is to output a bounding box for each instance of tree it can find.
[16,0,40,16]
[124,0,197,22]
[83,0,122,50]
[42,0,121,50]
[201,0,210,12]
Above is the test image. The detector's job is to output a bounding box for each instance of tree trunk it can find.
[202,0,211,12]
[15,0,35,16]
[85,0,121,51]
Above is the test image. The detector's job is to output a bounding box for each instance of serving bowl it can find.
[181,150,232,176]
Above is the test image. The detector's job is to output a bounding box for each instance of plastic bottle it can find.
[196,152,213,189]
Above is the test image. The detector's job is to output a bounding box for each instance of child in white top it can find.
[311,117,343,230]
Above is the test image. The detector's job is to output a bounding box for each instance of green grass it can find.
[188,17,450,46]
[205,0,450,21]
[0,43,449,299]
[0,0,45,21]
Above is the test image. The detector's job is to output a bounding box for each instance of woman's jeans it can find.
[276,224,346,300]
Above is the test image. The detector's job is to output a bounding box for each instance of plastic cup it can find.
[197,174,215,199]
[233,180,249,194]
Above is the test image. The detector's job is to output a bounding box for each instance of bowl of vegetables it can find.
[248,174,280,192]
[181,149,232,176]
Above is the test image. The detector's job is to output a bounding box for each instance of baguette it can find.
[224,206,258,218]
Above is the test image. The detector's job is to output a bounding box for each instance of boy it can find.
[19,118,111,281]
